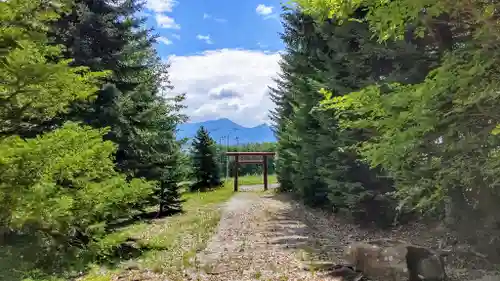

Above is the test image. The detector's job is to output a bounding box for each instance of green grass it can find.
[178,174,277,193]
[80,182,236,281]
[224,174,277,186]
[7,175,278,281]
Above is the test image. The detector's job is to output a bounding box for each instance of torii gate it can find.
[225,151,276,192]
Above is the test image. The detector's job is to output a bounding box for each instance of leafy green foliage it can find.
[0,123,153,239]
[0,0,163,278]
[0,0,108,135]
[289,1,500,257]
[270,7,436,226]
[294,0,455,41]
[190,126,223,191]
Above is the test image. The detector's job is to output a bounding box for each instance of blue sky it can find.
[146,0,284,56]
[140,0,285,127]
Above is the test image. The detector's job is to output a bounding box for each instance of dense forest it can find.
[272,0,500,260]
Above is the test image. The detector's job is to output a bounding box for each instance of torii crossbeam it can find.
[225,151,276,192]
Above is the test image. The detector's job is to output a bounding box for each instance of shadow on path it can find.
[192,191,343,280]
[263,193,500,281]
[191,190,498,281]
[260,193,349,264]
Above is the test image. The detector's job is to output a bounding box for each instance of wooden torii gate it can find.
[225,151,276,192]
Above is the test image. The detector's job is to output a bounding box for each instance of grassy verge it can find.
[80,182,235,281]
[1,181,233,281]
[224,174,277,186]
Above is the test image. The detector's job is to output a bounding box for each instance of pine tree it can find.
[190,126,222,191]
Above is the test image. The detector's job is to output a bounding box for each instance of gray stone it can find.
[344,239,446,281]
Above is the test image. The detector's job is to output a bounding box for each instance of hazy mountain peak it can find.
[177,118,276,145]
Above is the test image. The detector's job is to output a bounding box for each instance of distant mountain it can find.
[176,118,276,145]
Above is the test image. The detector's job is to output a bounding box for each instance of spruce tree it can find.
[48,0,186,215]
[271,7,436,226]
[190,126,222,191]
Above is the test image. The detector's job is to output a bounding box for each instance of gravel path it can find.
[109,186,499,281]
[183,189,499,281]
[185,192,343,281]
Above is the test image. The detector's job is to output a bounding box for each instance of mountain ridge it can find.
[176,118,276,145]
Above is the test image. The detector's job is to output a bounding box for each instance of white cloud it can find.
[156,14,180,29]
[256,4,273,16]
[157,36,173,45]
[171,34,181,40]
[166,49,282,127]
[196,34,213,44]
[203,13,227,23]
[146,0,177,12]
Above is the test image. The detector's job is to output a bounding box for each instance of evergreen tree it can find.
[271,6,436,226]
[295,0,500,258]
[48,0,186,214]
[190,126,222,191]
[0,0,154,274]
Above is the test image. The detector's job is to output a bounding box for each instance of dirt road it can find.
[185,191,347,281]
